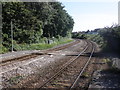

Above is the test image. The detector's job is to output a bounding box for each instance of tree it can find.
[2,2,74,51]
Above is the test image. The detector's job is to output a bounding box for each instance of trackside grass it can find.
[1,39,73,54]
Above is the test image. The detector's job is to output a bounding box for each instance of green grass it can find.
[1,38,73,54]
[12,38,74,51]
[25,39,73,50]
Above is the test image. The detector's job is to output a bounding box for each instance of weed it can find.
[81,72,89,78]
[102,58,110,63]
[13,39,73,51]
[9,75,23,85]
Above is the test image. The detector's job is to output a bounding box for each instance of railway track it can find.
[70,41,95,89]
[8,40,88,88]
[2,40,97,89]
[36,40,95,89]
[0,39,80,67]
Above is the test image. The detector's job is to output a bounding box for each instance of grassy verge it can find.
[1,38,73,54]
[15,39,73,50]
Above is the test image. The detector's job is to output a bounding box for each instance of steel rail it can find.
[70,41,95,89]
[39,40,89,88]
[0,40,80,67]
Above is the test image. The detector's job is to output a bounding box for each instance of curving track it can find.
[39,40,89,88]
[70,41,95,89]
[0,40,81,69]
[38,40,97,89]
[0,40,80,67]
[1,39,99,89]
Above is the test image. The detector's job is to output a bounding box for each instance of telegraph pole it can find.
[11,20,13,52]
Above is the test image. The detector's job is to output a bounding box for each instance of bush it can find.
[0,45,8,54]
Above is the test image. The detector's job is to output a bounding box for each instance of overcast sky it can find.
[60,0,119,32]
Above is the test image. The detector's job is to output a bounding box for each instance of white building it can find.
[119,1,120,25]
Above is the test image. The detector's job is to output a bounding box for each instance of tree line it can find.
[2,1,74,51]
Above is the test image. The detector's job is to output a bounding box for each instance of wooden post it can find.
[11,20,13,52]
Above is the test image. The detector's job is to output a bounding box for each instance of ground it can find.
[0,39,120,89]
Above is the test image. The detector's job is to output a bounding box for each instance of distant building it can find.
[119,1,120,25]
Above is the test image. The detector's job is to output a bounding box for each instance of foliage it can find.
[87,25,120,53]
[13,37,73,51]
[72,25,120,54]
[0,45,8,53]
[72,32,87,39]
[86,34,104,48]
[2,2,74,53]
[9,75,23,85]
[99,25,120,52]
[85,25,120,53]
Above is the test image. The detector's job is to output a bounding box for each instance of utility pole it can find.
[11,20,13,52]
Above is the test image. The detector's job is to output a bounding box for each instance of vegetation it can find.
[1,1,74,53]
[86,34,104,48]
[13,38,73,51]
[72,25,120,54]
[9,74,23,85]
[101,58,120,73]
[72,32,87,39]
[99,25,120,53]
[81,72,89,78]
